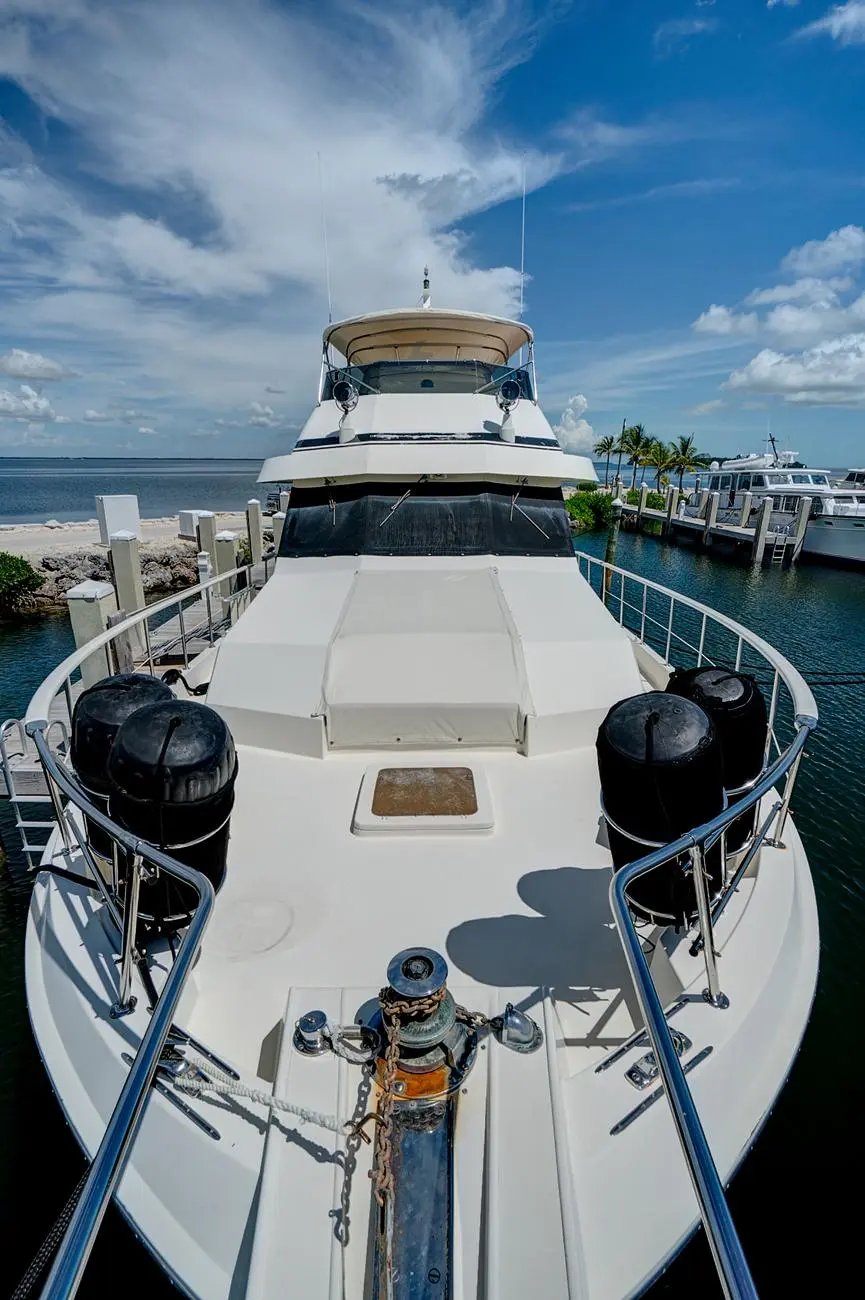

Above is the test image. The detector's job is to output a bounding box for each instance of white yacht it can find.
[697,452,865,566]
[18,299,819,1300]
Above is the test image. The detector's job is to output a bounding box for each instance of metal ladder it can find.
[0,718,59,869]
[770,529,789,564]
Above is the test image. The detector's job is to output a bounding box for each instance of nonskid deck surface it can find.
[183,741,640,1077]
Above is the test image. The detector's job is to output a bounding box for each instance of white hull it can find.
[803,516,865,565]
[27,755,818,1298]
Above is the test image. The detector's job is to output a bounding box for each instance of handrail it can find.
[574,551,817,723]
[25,554,274,727]
[578,552,816,1300]
[27,723,215,1299]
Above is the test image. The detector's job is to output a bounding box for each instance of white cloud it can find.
[767,1,799,9]
[782,225,865,276]
[764,292,865,342]
[652,17,717,58]
[0,383,56,420]
[0,0,568,437]
[693,304,759,335]
[552,393,595,453]
[688,398,726,414]
[727,333,865,404]
[82,408,111,422]
[745,276,852,306]
[0,348,73,380]
[797,3,865,42]
[137,425,158,435]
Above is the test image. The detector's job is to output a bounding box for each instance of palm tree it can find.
[593,435,615,487]
[669,433,710,492]
[621,423,654,489]
[644,439,674,490]
[613,418,627,486]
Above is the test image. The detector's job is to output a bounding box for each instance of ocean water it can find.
[0,457,264,524]
[1,519,863,1295]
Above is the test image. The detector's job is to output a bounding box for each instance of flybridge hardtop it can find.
[16,288,819,1300]
[323,307,533,366]
[259,306,592,486]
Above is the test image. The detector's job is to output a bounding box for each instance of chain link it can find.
[372,986,445,1207]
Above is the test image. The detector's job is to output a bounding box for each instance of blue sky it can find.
[1,0,865,463]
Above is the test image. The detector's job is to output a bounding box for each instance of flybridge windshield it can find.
[323,360,534,399]
[278,481,571,558]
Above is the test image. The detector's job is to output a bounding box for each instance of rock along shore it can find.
[0,512,251,612]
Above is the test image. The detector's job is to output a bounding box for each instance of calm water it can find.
[0,457,264,524]
[1,526,863,1296]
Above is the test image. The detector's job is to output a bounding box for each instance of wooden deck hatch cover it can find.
[371,767,478,818]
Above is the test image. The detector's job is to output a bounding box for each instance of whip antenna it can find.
[317,151,333,324]
[519,157,527,321]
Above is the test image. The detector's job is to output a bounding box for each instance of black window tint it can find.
[279,481,573,558]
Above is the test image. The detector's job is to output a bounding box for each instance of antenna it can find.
[518,158,527,364]
[519,158,527,321]
[317,151,333,324]
[421,265,431,309]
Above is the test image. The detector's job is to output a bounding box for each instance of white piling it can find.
[751,497,773,565]
[197,511,217,568]
[246,498,263,566]
[702,491,720,545]
[66,580,118,689]
[636,482,649,526]
[214,530,238,602]
[665,486,679,535]
[739,492,753,528]
[792,496,812,562]
[272,511,286,554]
[109,530,146,652]
[279,490,290,514]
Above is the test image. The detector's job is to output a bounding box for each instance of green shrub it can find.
[565,489,612,532]
[0,551,43,616]
[625,487,665,510]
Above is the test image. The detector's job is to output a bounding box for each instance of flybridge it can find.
[259,304,597,484]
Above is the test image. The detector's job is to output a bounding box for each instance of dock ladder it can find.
[770,528,790,565]
[0,718,62,869]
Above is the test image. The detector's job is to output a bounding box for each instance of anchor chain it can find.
[371,988,490,1207]
[372,986,444,1207]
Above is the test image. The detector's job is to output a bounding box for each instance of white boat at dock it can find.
[12,292,819,1300]
[691,452,865,566]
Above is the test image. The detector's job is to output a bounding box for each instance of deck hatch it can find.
[371,766,478,817]
[353,763,493,834]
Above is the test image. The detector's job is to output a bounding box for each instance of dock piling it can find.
[272,510,286,555]
[246,499,263,566]
[66,580,119,688]
[214,530,238,604]
[279,490,290,514]
[665,487,679,536]
[739,492,753,528]
[751,498,773,566]
[702,492,720,545]
[792,496,812,562]
[109,530,146,653]
[197,511,217,569]
[636,483,649,526]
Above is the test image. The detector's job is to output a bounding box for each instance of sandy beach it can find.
[0,512,249,557]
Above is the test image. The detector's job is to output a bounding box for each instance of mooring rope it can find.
[175,1054,349,1135]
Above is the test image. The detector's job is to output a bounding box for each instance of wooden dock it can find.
[618,485,811,567]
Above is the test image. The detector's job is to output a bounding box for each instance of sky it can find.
[1,0,865,464]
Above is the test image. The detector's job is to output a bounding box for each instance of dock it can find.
[618,484,811,567]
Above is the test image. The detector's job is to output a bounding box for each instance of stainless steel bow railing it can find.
[22,558,275,1298]
[576,551,817,1300]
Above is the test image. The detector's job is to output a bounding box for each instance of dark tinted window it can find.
[322,361,534,400]
[279,481,573,558]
